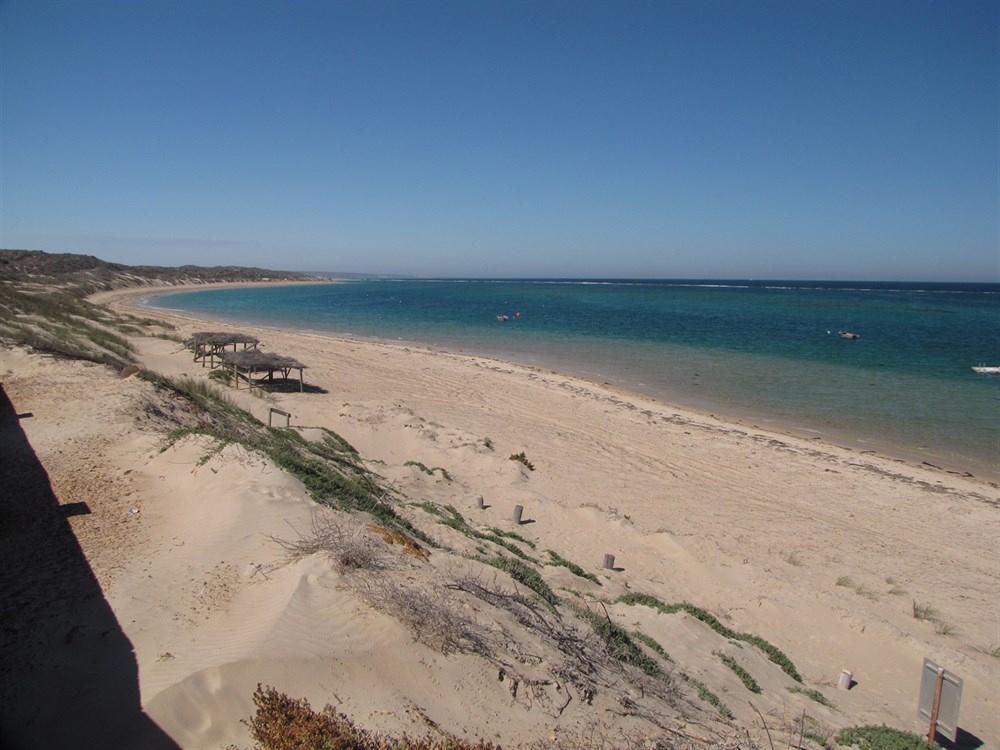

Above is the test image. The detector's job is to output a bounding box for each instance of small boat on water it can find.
[838,330,861,340]
[496,313,509,322]
[972,364,1000,374]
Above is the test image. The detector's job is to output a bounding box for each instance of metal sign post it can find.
[917,658,962,743]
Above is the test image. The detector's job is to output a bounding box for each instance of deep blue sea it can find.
[149,280,1000,478]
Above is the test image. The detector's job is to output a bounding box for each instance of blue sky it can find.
[1,1,997,280]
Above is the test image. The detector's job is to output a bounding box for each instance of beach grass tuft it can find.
[911,601,938,621]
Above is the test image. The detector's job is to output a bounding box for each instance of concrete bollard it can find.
[838,670,853,690]
[603,554,616,570]
[477,496,486,510]
[511,505,524,524]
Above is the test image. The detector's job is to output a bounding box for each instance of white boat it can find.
[972,364,1000,374]
[838,330,861,340]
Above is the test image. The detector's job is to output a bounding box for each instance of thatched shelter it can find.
[220,349,306,392]
[187,331,260,368]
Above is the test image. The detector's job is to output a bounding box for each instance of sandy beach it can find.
[2,282,997,748]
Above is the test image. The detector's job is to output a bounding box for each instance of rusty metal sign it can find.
[917,658,962,743]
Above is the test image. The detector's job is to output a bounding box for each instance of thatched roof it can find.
[220,350,305,370]
[188,331,260,346]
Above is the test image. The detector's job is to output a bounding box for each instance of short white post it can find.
[838,670,853,690]
[511,505,523,524]
[603,554,616,570]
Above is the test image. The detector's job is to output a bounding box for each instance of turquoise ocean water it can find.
[149,280,1000,478]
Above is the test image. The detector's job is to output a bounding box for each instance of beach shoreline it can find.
[2,279,995,746]
[112,282,999,486]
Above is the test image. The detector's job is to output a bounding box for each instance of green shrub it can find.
[836,725,938,750]
[246,684,501,750]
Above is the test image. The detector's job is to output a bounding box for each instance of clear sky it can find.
[1,1,997,280]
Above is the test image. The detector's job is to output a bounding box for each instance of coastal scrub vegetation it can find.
[617,593,803,682]
[835,725,939,750]
[0,282,140,367]
[0,249,300,368]
[243,683,754,750]
[244,684,503,750]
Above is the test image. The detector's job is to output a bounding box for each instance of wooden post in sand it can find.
[477,496,486,510]
[837,670,853,690]
[511,505,523,524]
[927,667,945,743]
[603,554,616,570]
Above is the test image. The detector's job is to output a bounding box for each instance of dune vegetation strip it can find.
[404,460,453,482]
[617,593,803,682]
[632,630,671,661]
[835,724,938,750]
[140,372,434,546]
[546,550,601,585]
[715,652,762,694]
[417,502,538,562]
[677,672,734,720]
[788,685,832,708]
[480,555,559,608]
[575,607,661,677]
